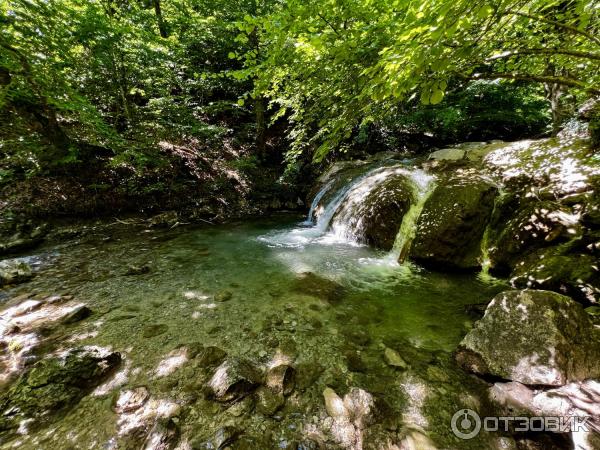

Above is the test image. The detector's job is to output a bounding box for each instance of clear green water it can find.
[1,214,507,449]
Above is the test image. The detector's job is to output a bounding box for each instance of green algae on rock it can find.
[456,290,600,386]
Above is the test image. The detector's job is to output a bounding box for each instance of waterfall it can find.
[311,165,395,234]
[328,166,412,243]
[304,179,335,225]
[389,171,435,262]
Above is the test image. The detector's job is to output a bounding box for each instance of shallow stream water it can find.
[1,214,508,449]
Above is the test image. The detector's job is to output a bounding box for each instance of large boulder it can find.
[0,347,121,431]
[486,196,582,274]
[410,175,497,270]
[509,248,600,304]
[456,290,600,386]
[335,173,415,250]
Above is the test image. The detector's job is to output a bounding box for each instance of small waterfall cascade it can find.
[389,171,436,262]
[307,165,396,234]
[304,179,335,225]
[328,166,414,243]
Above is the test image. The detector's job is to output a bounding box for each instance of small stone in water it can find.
[214,290,233,302]
[384,347,408,370]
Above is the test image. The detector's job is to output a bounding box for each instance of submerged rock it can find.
[292,272,345,304]
[125,264,151,276]
[0,346,121,431]
[383,348,408,370]
[410,175,497,270]
[149,211,179,228]
[214,290,233,302]
[456,290,600,386]
[0,259,33,286]
[322,387,375,449]
[207,357,262,402]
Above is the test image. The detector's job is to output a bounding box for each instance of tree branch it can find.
[464,71,600,94]
[486,48,600,61]
[507,10,600,47]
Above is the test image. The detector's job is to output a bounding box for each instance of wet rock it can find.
[0,346,121,431]
[0,260,33,286]
[207,357,262,402]
[323,387,375,449]
[429,147,465,161]
[266,364,295,396]
[410,176,498,270]
[343,173,415,250]
[143,417,179,450]
[323,387,347,418]
[509,249,600,304]
[487,197,581,274]
[0,221,48,256]
[60,304,92,324]
[490,380,600,449]
[398,428,437,450]
[114,386,150,414]
[255,386,285,416]
[456,290,600,386]
[0,299,94,384]
[384,348,408,370]
[292,272,345,304]
[214,290,233,302]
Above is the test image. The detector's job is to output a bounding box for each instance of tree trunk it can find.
[153,0,168,38]
[544,81,566,135]
[255,96,267,159]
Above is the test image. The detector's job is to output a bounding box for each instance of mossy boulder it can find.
[456,290,600,386]
[486,196,582,274]
[509,248,600,304]
[410,176,497,270]
[0,347,121,432]
[338,173,415,250]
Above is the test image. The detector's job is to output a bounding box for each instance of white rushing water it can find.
[389,171,435,262]
[259,163,435,273]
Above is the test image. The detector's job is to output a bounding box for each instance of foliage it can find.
[0,0,598,181]
[243,0,600,160]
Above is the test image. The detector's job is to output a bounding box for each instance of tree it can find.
[246,0,599,161]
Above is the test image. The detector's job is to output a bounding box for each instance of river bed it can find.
[1,214,508,449]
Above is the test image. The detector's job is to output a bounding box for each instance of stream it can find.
[0,210,508,448]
